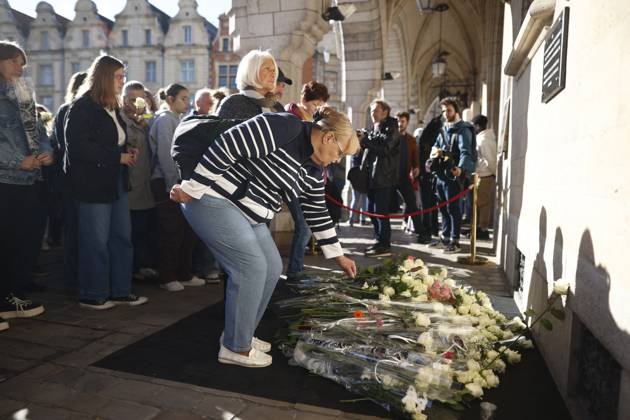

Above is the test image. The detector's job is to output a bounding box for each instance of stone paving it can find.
[0,221,511,420]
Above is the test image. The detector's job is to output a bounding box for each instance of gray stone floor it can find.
[0,221,511,420]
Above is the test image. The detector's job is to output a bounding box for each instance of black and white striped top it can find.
[180,112,342,258]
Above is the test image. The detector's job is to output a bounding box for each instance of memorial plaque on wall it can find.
[542,7,570,103]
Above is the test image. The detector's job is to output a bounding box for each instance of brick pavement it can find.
[0,222,511,420]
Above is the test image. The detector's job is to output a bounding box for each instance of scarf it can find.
[241,86,281,109]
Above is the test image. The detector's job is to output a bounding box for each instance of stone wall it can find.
[498,1,630,419]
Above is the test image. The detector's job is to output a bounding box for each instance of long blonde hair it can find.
[77,55,124,109]
[314,106,360,156]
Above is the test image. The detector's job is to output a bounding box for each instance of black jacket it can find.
[363,116,401,189]
[64,94,128,203]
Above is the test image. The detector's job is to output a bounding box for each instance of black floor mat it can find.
[93,300,394,417]
[94,298,572,420]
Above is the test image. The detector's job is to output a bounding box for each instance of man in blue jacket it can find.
[430,97,475,253]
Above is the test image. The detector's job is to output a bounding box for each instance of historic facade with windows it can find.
[208,13,240,93]
[0,0,216,111]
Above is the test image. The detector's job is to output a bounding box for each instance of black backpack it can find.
[171,115,244,180]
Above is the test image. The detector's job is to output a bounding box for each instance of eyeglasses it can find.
[332,134,346,160]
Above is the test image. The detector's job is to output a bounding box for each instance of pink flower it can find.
[375,318,384,328]
[428,281,453,302]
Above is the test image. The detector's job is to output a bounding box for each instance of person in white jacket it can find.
[472,115,497,239]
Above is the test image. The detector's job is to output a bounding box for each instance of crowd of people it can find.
[0,38,497,367]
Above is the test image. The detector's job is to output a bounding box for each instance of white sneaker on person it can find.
[218,344,272,368]
[139,267,159,278]
[160,281,184,292]
[181,276,205,287]
[219,332,271,353]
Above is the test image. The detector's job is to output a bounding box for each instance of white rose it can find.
[134,97,146,108]
[508,316,527,332]
[413,258,425,268]
[505,349,522,364]
[457,305,471,315]
[462,294,474,306]
[445,306,457,316]
[401,273,413,284]
[469,303,482,316]
[467,360,481,372]
[417,332,433,350]
[383,286,396,297]
[413,312,431,327]
[403,259,415,271]
[553,281,570,296]
[519,339,534,349]
[482,370,500,388]
[465,382,484,398]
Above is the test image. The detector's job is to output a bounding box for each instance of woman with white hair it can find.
[216,49,279,120]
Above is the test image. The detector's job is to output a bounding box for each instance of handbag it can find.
[347,149,369,193]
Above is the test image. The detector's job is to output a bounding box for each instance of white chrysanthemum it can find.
[413,258,425,268]
[431,302,445,313]
[401,273,414,284]
[436,267,448,280]
[360,368,372,380]
[382,374,395,387]
[383,286,396,297]
[485,350,499,361]
[378,293,390,302]
[444,278,456,287]
[508,317,527,332]
[401,290,412,298]
[461,294,475,306]
[361,282,369,289]
[134,97,146,108]
[403,259,415,271]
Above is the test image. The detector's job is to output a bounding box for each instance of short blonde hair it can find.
[235,49,277,91]
[315,106,360,156]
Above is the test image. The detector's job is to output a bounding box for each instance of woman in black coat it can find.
[65,55,147,310]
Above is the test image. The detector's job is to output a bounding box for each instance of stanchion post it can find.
[458,173,487,265]
[310,236,318,255]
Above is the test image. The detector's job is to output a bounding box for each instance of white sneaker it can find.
[160,281,184,292]
[181,276,205,287]
[218,344,272,368]
[220,332,271,353]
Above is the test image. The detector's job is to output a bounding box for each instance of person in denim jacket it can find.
[0,41,51,331]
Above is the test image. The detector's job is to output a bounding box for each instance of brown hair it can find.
[396,111,410,121]
[370,99,391,115]
[158,83,187,101]
[65,71,87,103]
[144,88,157,112]
[302,81,329,102]
[0,40,27,64]
[77,55,125,109]
[439,96,460,115]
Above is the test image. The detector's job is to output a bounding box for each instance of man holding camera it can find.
[429,97,475,254]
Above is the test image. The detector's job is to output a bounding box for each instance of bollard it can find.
[458,173,488,265]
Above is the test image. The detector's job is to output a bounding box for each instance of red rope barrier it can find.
[324,186,472,219]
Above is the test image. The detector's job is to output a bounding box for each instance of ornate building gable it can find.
[0,0,33,45]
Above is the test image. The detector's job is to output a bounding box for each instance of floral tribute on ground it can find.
[273,256,546,419]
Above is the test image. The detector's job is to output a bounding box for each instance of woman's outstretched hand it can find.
[335,255,357,278]
[170,184,193,203]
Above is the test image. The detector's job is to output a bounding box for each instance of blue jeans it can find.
[368,187,393,247]
[350,190,368,223]
[181,195,282,353]
[435,178,462,243]
[286,199,311,278]
[77,172,133,300]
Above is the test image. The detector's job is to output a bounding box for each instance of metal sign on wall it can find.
[542,7,570,103]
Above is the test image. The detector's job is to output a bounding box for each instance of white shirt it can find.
[105,108,127,146]
[476,128,497,177]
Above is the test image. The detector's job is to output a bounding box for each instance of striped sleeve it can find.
[180,114,279,198]
[299,167,343,259]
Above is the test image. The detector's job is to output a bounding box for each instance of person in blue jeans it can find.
[429,97,475,254]
[171,108,358,368]
[0,41,52,330]
[65,55,148,310]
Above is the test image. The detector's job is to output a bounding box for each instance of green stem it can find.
[481,294,558,371]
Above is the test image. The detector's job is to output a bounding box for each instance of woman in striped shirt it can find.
[170,107,359,368]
